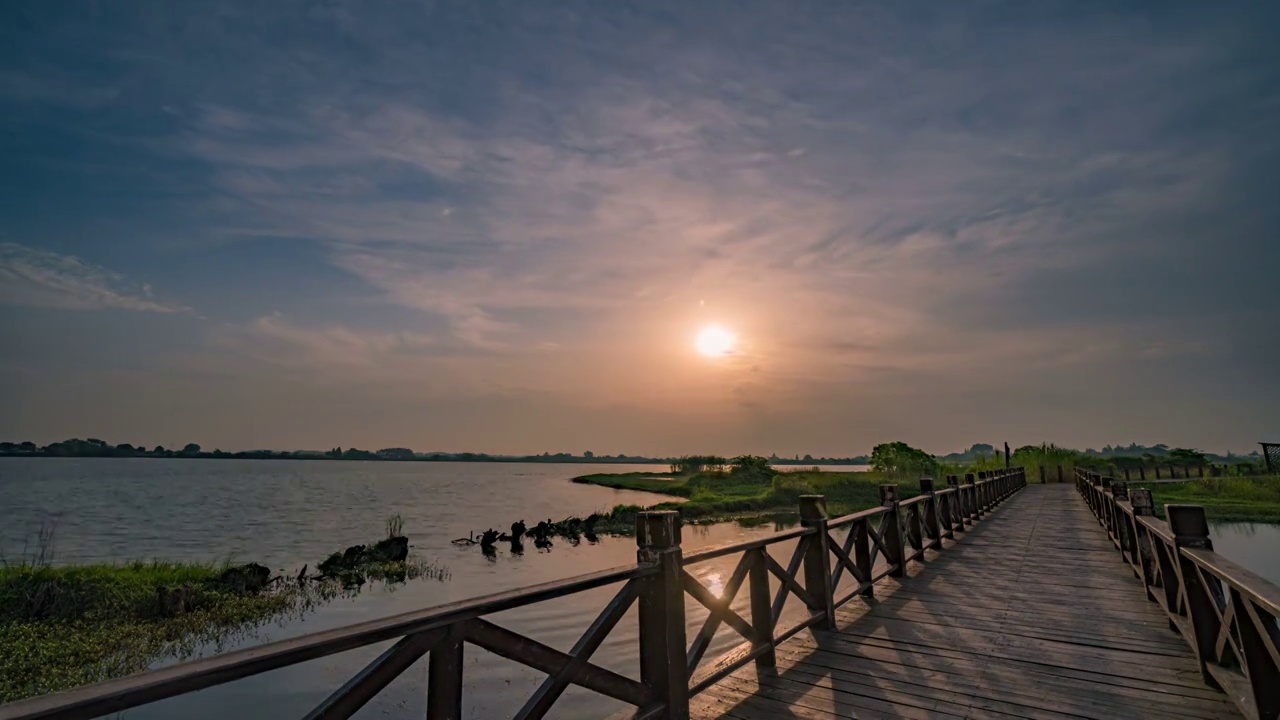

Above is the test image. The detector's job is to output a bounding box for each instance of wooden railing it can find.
[0,468,1026,720]
[1075,469,1280,720]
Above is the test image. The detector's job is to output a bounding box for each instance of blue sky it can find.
[2,1,1277,455]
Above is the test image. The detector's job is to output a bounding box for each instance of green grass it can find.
[0,561,236,623]
[1139,475,1280,523]
[0,561,300,702]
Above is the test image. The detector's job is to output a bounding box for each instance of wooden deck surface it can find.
[690,483,1242,720]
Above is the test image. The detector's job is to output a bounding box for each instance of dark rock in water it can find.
[218,563,272,593]
[369,536,409,562]
[318,536,410,578]
[318,551,346,575]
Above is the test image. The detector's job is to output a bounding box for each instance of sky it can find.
[1,1,1278,457]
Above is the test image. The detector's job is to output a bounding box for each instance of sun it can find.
[695,325,736,357]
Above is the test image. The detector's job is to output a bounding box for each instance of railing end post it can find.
[798,494,827,522]
[637,510,682,551]
[636,510,687,717]
[797,494,836,629]
[1167,505,1213,551]
[1130,488,1154,516]
[878,484,899,506]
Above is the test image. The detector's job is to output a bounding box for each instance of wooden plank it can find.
[765,645,1238,720]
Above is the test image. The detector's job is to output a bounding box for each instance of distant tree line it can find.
[0,438,682,463]
[937,441,1261,465]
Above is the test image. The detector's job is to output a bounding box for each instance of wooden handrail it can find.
[0,468,1029,720]
[1073,467,1280,720]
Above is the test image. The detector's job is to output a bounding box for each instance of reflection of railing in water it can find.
[0,469,1028,720]
[1075,468,1280,720]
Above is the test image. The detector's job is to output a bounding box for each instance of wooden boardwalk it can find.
[690,483,1243,720]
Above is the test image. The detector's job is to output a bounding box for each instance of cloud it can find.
[205,313,434,371]
[1,2,1276,451]
[0,243,188,313]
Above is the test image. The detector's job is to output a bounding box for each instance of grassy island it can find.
[575,460,928,524]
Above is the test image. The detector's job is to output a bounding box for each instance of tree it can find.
[1169,448,1207,465]
[730,455,772,474]
[181,443,202,456]
[870,442,937,477]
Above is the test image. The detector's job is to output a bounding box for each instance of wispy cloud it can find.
[0,243,188,313]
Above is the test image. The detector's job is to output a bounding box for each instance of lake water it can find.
[2,460,1277,719]
[0,458,801,719]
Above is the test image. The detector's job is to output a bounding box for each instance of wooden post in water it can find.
[1124,467,1131,482]
[798,495,836,630]
[879,485,905,578]
[1039,465,1046,484]
[636,511,689,719]
[1057,464,1064,483]
[1139,465,1146,482]
[1166,505,1220,689]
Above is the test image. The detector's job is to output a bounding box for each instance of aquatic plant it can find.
[385,513,405,539]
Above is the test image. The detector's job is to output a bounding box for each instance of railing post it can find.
[748,547,775,671]
[879,485,905,577]
[1039,465,1046,484]
[1100,477,1115,537]
[946,475,966,529]
[920,477,941,548]
[798,495,836,630]
[1166,505,1221,689]
[977,471,990,512]
[1130,489,1156,597]
[965,473,980,520]
[637,511,689,718]
[426,625,465,720]
[1111,480,1131,557]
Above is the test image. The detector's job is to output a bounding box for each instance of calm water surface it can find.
[0,459,799,719]
[1207,522,1280,585]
